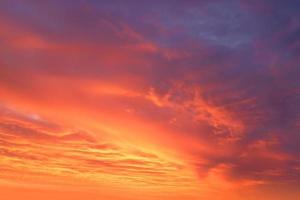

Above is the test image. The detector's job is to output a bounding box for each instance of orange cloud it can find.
[1,1,300,199]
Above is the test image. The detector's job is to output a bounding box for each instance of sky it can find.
[0,0,300,199]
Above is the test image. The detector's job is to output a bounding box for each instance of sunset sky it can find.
[1,0,300,199]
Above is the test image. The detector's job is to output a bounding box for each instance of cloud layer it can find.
[0,0,300,199]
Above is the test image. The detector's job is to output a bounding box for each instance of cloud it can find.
[0,0,300,199]
[0,106,194,191]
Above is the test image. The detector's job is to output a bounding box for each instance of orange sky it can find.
[1,1,300,200]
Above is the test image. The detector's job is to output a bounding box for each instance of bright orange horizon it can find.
[1,1,300,200]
